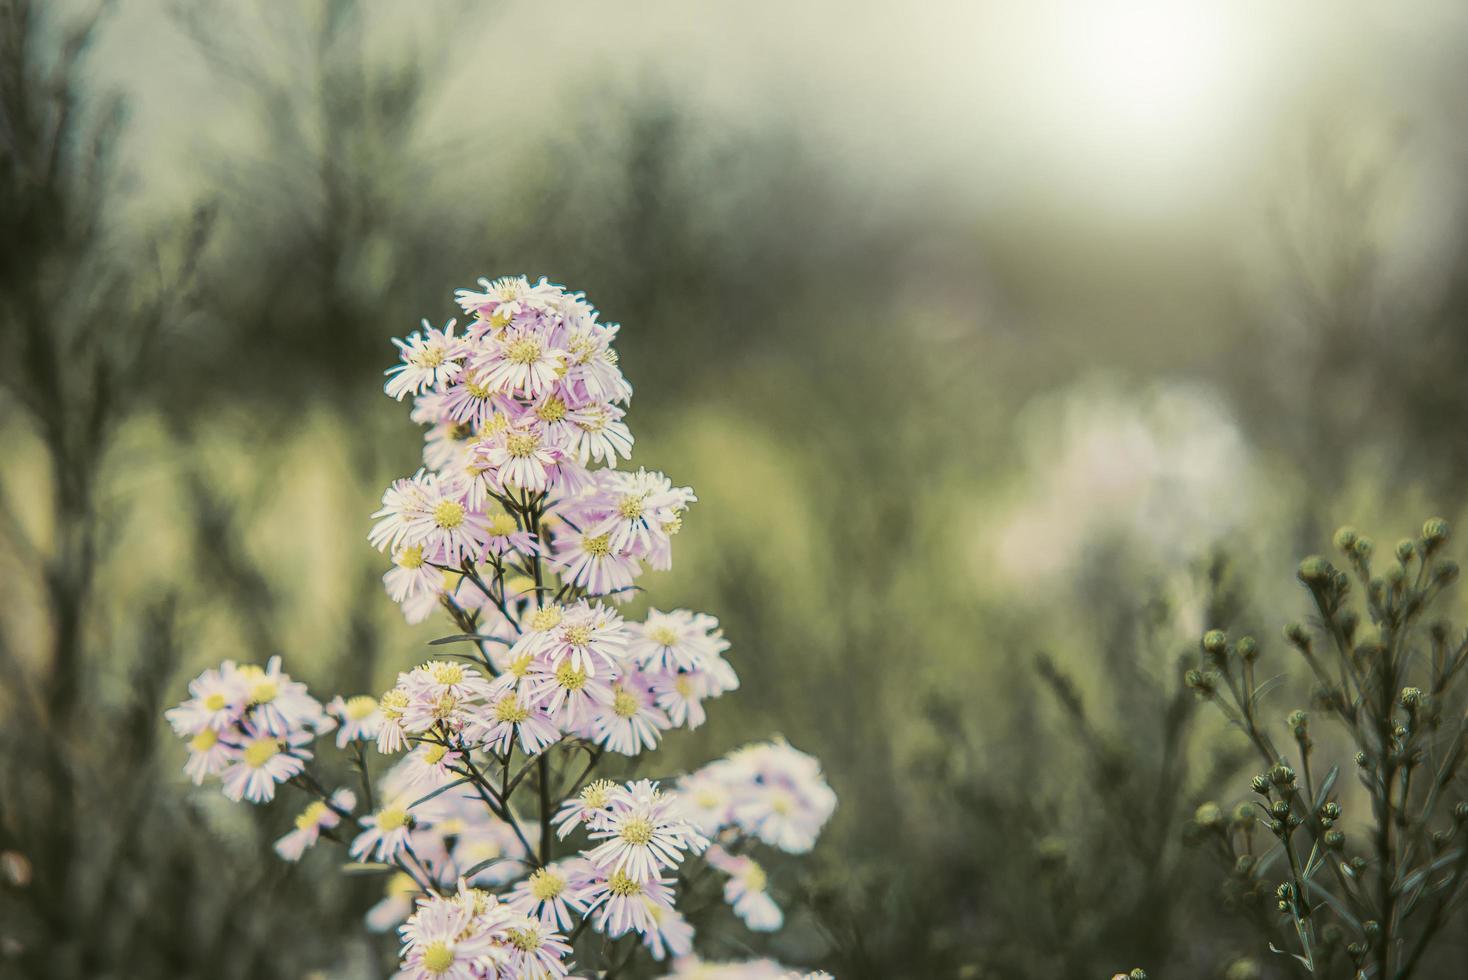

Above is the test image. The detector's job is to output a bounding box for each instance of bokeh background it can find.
[4,1,1468,977]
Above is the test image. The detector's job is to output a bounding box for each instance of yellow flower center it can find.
[564,625,591,647]
[431,662,464,686]
[662,516,683,536]
[743,862,768,892]
[554,661,588,691]
[581,779,615,808]
[694,788,721,808]
[617,495,645,519]
[189,729,218,752]
[506,927,541,952]
[619,817,655,846]
[493,695,529,724]
[649,626,679,646]
[422,743,448,765]
[414,346,447,369]
[612,688,639,719]
[204,692,228,711]
[506,337,543,365]
[376,807,409,831]
[396,544,426,570]
[432,691,459,720]
[536,396,568,423]
[249,680,278,705]
[581,534,612,558]
[345,695,379,720]
[295,801,330,831]
[387,872,417,898]
[487,512,518,536]
[674,676,694,698]
[379,688,410,719]
[422,941,454,973]
[505,432,539,458]
[433,500,466,530]
[608,870,642,897]
[530,606,563,631]
[506,652,534,677]
[528,867,566,901]
[465,376,493,399]
[243,738,280,768]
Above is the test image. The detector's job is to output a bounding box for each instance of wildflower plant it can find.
[166,277,837,978]
[1186,520,1468,979]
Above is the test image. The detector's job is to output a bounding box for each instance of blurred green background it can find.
[4,1,1468,977]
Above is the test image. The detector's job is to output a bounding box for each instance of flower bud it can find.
[1349,856,1367,874]
[1321,801,1341,821]
[1232,802,1256,829]
[1423,517,1450,545]
[1236,635,1258,661]
[1385,561,1406,585]
[1269,763,1296,787]
[1433,560,1459,585]
[1202,629,1228,655]
[1355,751,1368,768]
[1284,622,1310,648]
[1401,687,1423,709]
[1363,920,1381,939]
[1270,800,1291,820]
[1325,829,1345,849]
[1333,526,1359,552]
[1251,774,1270,796]
[1235,854,1255,876]
[1129,970,1147,980]
[1298,556,1330,586]
[1355,536,1374,559]
[1396,538,1416,562]
[1194,801,1224,829]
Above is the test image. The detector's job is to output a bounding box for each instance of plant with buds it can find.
[1186,520,1468,979]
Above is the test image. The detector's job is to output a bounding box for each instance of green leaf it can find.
[408,776,474,810]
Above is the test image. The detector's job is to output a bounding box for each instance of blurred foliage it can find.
[3,1,1468,977]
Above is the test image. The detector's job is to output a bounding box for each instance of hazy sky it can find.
[86,0,1468,348]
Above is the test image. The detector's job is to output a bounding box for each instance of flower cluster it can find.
[166,277,837,978]
[164,657,332,803]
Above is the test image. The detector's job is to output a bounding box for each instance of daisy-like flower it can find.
[392,740,462,794]
[377,688,412,754]
[585,780,706,881]
[473,693,560,756]
[672,768,736,836]
[592,679,670,756]
[500,915,573,978]
[369,470,489,567]
[640,902,695,962]
[441,371,509,430]
[565,401,634,466]
[182,726,232,784]
[515,601,629,677]
[220,724,311,804]
[327,694,384,748]
[650,669,713,730]
[630,609,728,673]
[552,778,618,839]
[474,422,561,492]
[474,324,564,397]
[506,859,590,931]
[234,657,331,738]
[590,468,695,555]
[350,800,415,862]
[455,274,559,326]
[164,663,247,734]
[275,789,356,862]
[551,523,641,597]
[383,544,440,603]
[480,507,539,559]
[725,741,839,854]
[385,318,465,401]
[707,845,783,931]
[526,655,614,728]
[579,866,677,938]
[395,891,503,980]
